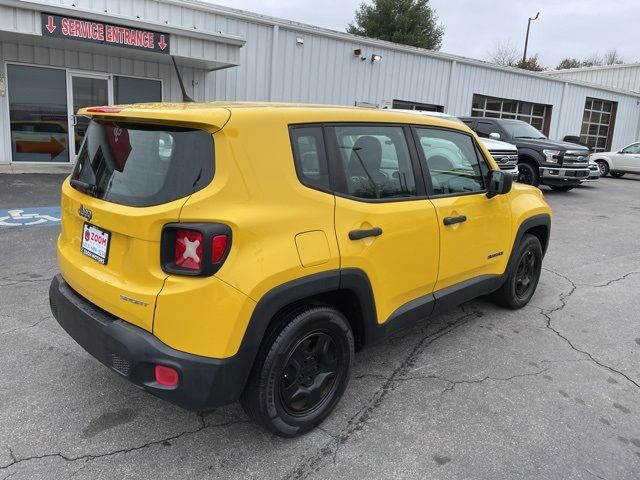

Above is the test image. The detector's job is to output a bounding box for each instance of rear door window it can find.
[71,120,214,207]
[328,125,418,200]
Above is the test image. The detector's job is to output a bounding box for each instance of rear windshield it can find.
[71,120,214,207]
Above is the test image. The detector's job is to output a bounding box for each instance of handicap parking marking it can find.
[0,207,61,228]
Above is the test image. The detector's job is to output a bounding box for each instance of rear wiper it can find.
[70,179,101,197]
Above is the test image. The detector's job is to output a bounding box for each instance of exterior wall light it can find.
[353,48,362,57]
[371,54,382,62]
[296,36,304,45]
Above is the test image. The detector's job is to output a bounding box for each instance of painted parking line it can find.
[0,207,61,228]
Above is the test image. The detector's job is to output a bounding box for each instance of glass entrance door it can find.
[69,74,110,157]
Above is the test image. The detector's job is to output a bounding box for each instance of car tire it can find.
[517,162,540,187]
[549,185,574,192]
[610,172,626,178]
[240,306,354,438]
[491,234,543,310]
[596,160,609,176]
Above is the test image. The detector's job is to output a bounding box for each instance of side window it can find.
[475,121,499,138]
[290,126,330,191]
[416,128,486,196]
[622,143,640,154]
[330,125,417,200]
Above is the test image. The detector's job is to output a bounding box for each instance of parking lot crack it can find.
[0,278,51,288]
[0,416,249,473]
[537,269,640,391]
[0,316,50,336]
[282,306,483,480]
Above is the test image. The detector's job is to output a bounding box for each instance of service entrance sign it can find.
[41,13,170,54]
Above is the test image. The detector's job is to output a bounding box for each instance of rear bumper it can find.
[49,274,247,410]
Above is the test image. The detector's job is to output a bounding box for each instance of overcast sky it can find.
[204,0,638,69]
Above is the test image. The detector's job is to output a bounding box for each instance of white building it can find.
[1,0,639,172]
[548,63,640,94]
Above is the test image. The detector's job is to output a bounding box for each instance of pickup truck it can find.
[460,117,590,192]
[384,110,519,180]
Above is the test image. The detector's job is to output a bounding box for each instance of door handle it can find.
[349,227,383,240]
[443,215,467,226]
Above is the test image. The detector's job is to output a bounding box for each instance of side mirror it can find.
[486,170,512,198]
[489,132,501,140]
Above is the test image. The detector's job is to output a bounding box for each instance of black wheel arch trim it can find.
[233,213,550,402]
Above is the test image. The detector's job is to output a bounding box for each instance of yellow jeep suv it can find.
[49,103,551,437]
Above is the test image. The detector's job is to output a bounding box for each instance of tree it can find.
[347,0,444,50]
[603,49,624,65]
[488,39,519,67]
[556,58,582,70]
[556,49,625,70]
[514,54,546,72]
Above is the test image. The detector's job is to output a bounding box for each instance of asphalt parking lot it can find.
[1,174,639,479]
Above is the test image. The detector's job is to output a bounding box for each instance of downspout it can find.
[554,81,568,139]
[444,60,457,114]
[269,25,279,101]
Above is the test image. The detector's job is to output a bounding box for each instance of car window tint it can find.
[331,125,417,200]
[623,143,640,154]
[290,126,330,191]
[475,121,497,138]
[416,128,485,195]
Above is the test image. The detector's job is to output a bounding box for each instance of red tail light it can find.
[174,229,203,271]
[161,223,232,276]
[212,235,228,263]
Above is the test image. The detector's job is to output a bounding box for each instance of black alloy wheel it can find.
[491,234,543,309]
[514,247,538,301]
[280,331,338,416]
[241,306,354,437]
[517,162,540,187]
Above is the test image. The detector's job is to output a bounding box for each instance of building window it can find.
[471,94,550,134]
[392,100,443,112]
[114,76,162,104]
[7,64,70,163]
[580,98,616,152]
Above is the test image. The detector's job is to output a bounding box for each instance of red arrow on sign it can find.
[15,136,66,160]
[45,15,57,34]
[158,34,167,51]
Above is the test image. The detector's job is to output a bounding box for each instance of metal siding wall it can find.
[552,67,640,94]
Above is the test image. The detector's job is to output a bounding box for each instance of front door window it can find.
[7,64,70,163]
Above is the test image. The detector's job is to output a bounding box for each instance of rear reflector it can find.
[212,235,228,263]
[155,365,179,387]
[174,229,203,271]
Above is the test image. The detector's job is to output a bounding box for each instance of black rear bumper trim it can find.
[49,274,247,410]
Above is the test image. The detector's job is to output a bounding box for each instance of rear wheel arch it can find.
[237,269,376,395]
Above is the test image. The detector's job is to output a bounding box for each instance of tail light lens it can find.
[174,229,203,271]
[161,223,232,276]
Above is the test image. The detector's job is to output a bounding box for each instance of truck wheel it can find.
[596,160,609,176]
[241,306,354,437]
[517,162,540,187]
[491,234,542,310]
[610,172,626,178]
[549,185,574,192]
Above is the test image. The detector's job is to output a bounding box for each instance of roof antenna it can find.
[171,56,194,103]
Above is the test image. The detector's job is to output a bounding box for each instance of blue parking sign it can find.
[0,207,61,228]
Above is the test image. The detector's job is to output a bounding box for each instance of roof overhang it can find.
[0,0,244,71]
